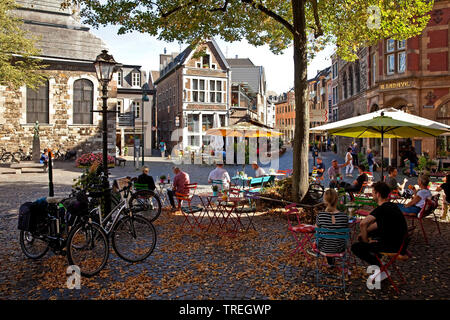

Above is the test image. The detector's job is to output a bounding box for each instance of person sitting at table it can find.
[339,165,368,193]
[328,159,350,188]
[436,174,449,221]
[252,161,266,178]
[136,166,156,191]
[167,166,190,210]
[397,174,432,216]
[208,163,231,190]
[314,189,349,267]
[351,182,408,282]
[385,166,407,192]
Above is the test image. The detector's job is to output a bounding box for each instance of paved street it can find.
[0,149,448,300]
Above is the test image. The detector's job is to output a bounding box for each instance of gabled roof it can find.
[154,39,229,85]
[227,58,255,67]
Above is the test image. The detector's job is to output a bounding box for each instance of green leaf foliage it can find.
[0,0,47,89]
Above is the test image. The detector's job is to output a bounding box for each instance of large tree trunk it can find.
[291,0,309,203]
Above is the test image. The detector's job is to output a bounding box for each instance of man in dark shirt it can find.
[340,165,368,193]
[352,182,408,277]
[136,166,156,191]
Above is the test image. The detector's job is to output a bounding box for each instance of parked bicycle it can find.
[111,178,162,222]
[18,191,109,277]
[67,181,157,275]
[1,147,19,163]
[308,168,324,201]
[13,148,31,161]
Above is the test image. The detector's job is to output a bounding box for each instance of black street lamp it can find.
[94,49,120,215]
[141,92,150,167]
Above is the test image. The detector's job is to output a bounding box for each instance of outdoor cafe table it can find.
[231,175,253,189]
[156,182,170,207]
[196,192,223,230]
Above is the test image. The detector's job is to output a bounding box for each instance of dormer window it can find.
[132,72,141,87]
[202,54,210,68]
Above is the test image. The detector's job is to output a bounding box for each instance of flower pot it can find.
[160,179,165,184]
[213,191,218,196]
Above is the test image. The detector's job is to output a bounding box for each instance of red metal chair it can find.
[283,203,315,262]
[403,195,441,244]
[175,183,204,231]
[374,236,411,294]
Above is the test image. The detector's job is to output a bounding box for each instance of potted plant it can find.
[159,175,166,183]
[212,185,219,196]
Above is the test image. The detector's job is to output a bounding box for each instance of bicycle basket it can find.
[18,198,48,232]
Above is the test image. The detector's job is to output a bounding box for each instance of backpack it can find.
[62,191,89,217]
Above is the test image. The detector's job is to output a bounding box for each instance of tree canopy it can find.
[67,0,434,201]
[67,0,433,61]
[0,0,46,89]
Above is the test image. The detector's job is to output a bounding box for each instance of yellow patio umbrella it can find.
[310,108,450,179]
[206,121,283,138]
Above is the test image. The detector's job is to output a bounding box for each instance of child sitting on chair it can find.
[314,189,349,266]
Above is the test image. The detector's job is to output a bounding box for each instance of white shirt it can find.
[255,167,266,178]
[345,152,353,163]
[208,167,230,188]
[416,189,432,209]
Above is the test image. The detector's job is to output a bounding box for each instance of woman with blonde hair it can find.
[314,189,349,266]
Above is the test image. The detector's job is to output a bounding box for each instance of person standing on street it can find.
[312,144,319,166]
[345,147,354,177]
[408,146,418,177]
[159,140,166,159]
[351,143,359,166]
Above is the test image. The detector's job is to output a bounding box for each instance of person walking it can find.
[159,140,166,159]
[345,147,354,177]
[408,146,418,177]
[367,148,374,173]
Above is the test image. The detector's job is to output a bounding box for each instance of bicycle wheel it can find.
[66,221,109,277]
[308,183,324,201]
[1,153,17,163]
[19,231,49,259]
[129,190,162,222]
[112,215,157,262]
[13,152,23,161]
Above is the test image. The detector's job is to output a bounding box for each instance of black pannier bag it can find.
[18,198,49,232]
[62,191,89,217]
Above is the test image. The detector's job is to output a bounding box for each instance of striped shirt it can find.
[316,211,349,254]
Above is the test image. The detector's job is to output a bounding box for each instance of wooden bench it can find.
[115,156,127,167]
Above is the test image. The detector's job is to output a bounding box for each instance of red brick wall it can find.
[428,52,448,71]
[427,29,448,48]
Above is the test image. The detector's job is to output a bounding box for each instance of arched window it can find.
[436,101,450,154]
[343,72,348,99]
[27,80,49,124]
[73,79,94,124]
[355,60,361,93]
[349,66,354,96]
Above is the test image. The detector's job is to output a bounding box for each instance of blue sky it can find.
[90,25,335,94]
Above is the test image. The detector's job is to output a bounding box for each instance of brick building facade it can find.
[154,40,231,152]
[365,0,450,164]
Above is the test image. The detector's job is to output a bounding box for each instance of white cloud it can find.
[90,26,335,95]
